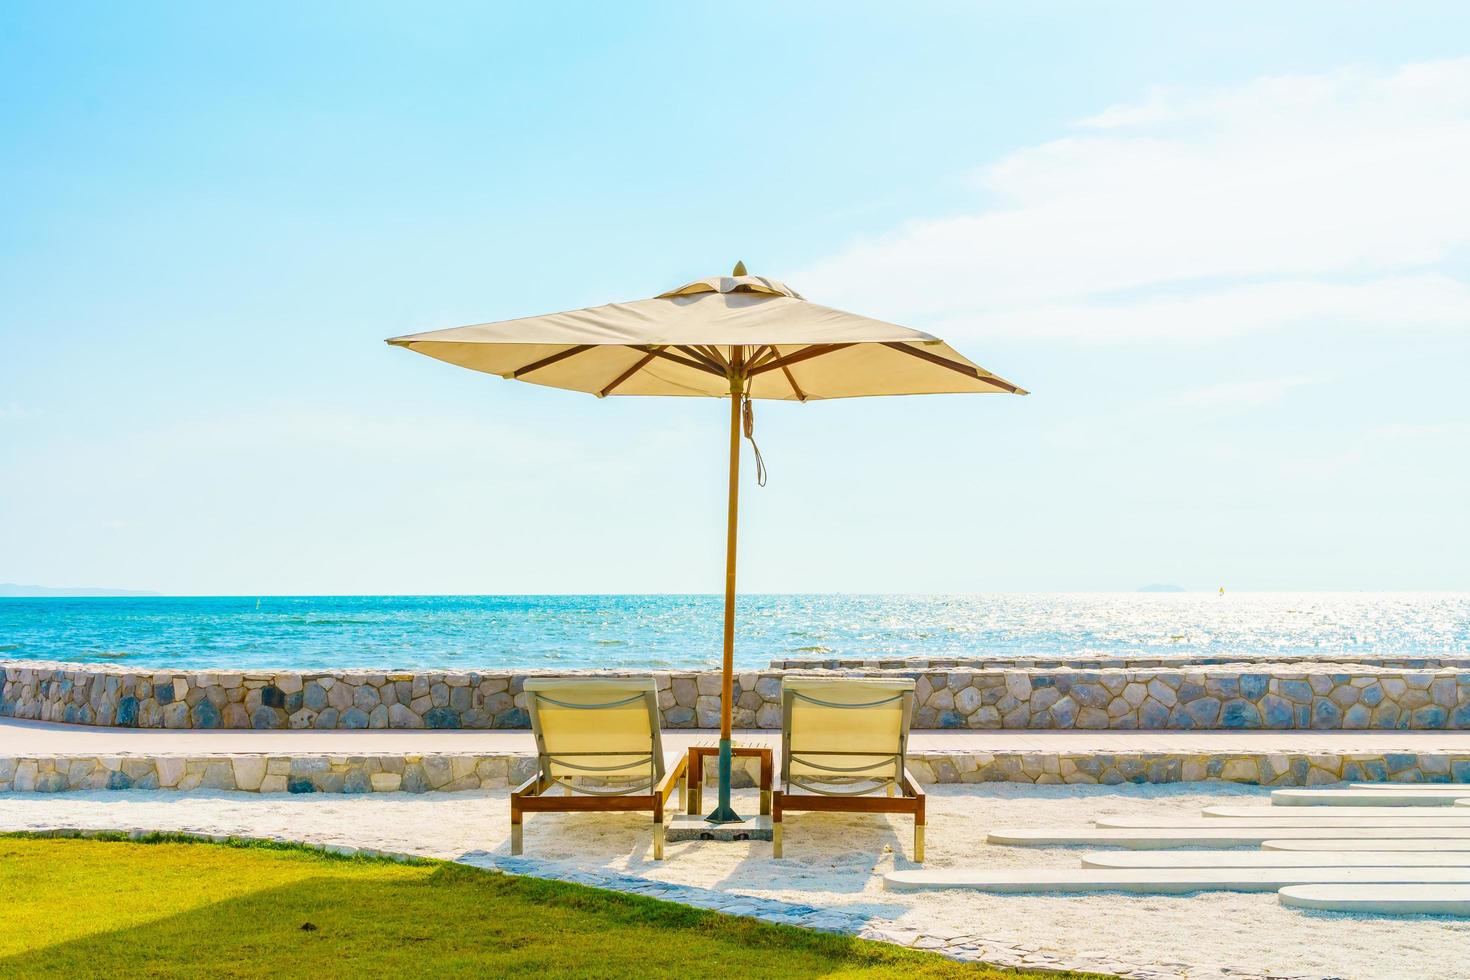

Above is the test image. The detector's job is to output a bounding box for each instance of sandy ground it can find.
[3,783,1468,980]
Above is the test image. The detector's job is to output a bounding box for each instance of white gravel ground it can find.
[3,783,1468,980]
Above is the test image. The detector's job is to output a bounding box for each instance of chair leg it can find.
[687,752,702,815]
[509,773,540,856]
[759,788,771,816]
[653,816,666,861]
[771,790,783,858]
[914,820,925,863]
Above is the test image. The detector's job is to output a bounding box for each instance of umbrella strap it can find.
[742,393,768,487]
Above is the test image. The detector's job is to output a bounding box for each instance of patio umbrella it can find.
[386,263,1026,824]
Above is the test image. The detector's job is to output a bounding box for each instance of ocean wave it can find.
[296,618,377,627]
[3,593,1466,671]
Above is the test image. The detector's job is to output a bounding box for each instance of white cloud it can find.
[799,61,1470,344]
[934,275,1470,344]
[1046,375,1320,449]
[139,404,515,456]
[1162,375,1319,413]
[1369,421,1470,443]
[0,402,38,422]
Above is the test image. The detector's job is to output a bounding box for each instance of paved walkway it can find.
[6,716,1470,755]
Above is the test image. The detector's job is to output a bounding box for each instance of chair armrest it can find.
[656,752,689,806]
[513,772,550,798]
[900,767,926,799]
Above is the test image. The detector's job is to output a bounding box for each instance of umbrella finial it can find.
[732,260,747,276]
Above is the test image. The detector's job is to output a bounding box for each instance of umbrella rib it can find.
[695,345,731,371]
[780,364,808,402]
[510,345,595,378]
[746,345,779,371]
[880,342,1023,392]
[598,351,659,397]
[763,343,808,401]
[673,345,728,375]
[746,343,854,376]
[630,345,726,376]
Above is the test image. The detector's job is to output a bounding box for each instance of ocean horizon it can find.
[3,592,1467,673]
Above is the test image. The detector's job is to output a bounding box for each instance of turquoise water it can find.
[1,593,1467,672]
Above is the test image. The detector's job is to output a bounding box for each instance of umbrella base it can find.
[706,736,742,824]
[706,803,742,824]
[667,814,774,843]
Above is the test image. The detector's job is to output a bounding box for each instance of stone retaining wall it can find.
[6,659,1470,731]
[3,749,1467,793]
[1,661,774,731]
[773,654,1470,670]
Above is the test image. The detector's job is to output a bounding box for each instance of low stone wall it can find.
[773,654,1470,670]
[5,659,1470,731]
[1,661,776,731]
[0,753,532,794]
[904,667,1470,731]
[0,753,765,794]
[3,748,1467,793]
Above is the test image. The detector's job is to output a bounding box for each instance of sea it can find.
[0,593,1467,673]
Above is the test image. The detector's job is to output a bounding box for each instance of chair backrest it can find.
[524,677,664,795]
[780,676,915,794]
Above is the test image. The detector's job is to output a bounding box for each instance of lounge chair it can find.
[512,677,687,859]
[772,676,925,861]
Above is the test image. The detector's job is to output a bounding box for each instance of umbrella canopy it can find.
[386,264,1026,828]
[386,269,1026,400]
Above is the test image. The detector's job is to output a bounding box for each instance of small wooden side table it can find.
[684,741,773,817]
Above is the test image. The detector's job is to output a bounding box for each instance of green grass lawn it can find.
[0,835,1091,979]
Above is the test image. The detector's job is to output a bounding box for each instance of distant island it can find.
[0,583,160,598]
[1136,583,1188,593]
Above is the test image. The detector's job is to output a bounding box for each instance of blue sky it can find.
[2,1,1467,594]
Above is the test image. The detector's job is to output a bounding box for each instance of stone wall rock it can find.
[5,659,1470,732]
[3,748,1467,793]
[773,654,1470,670]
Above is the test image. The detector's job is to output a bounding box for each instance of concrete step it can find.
[989,827,1470,848]
[1082,850,1470,869]
[1265,839,1470,851]
[1348,783,1470,791]
[884,867,1470,894]
[1204,805,1470,819]
[1095,816,1470,829]
[1279,883,1470,916]
[665,814,774,843]
[1271,788,1470,807]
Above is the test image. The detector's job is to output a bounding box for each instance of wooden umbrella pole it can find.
[708,364,743,823]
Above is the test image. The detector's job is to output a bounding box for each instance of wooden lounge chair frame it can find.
[771,677,925,861]
[511,677,688,860]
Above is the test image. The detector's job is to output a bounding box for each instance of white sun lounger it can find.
[511,677,686,859]
[772,676,925,861]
